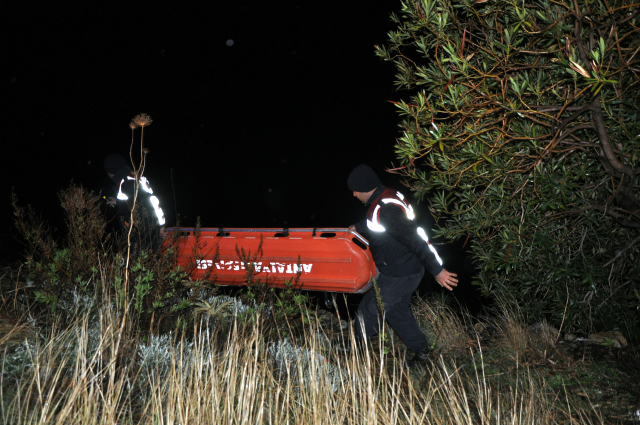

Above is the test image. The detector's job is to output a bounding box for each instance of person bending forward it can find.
[346,164,458,367]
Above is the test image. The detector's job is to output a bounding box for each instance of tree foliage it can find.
[377,0,640,336]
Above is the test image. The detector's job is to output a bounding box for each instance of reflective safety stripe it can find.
[116,174,165,225]
[117,176,135,200]
[139,176,153,194]
[417,227,443,265]
[381,198,415,220]
[367,189,414,231]
[366,188,442,265]
[366,205,385,232]
[117,190,128,200]
[149,195,165,225]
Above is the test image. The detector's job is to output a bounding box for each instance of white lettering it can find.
[198,261,314,274]
[196,259,213,269]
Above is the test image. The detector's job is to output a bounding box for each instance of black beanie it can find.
[347,164,381,192]
[103,154,128,174]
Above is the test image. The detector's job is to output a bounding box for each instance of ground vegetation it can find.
[1,183,638,423]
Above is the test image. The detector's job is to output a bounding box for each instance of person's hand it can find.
[348,225,356,233]
[106,197,116,206]
[435,269,458,291]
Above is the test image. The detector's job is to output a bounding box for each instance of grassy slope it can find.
[1,276,638,424]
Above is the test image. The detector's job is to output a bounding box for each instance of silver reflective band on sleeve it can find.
[150,195,165,226]
[417,227,443,265]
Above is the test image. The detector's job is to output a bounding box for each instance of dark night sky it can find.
[4,1,404,229]
[3,1,478,304]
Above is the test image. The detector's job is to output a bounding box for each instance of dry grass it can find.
[411,296,475,357]
[0,293,604,425]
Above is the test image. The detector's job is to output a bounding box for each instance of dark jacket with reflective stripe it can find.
[354,186,444,278]
[111,166,164,228]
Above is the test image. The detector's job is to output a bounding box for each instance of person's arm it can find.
[380,206,458,290]
[349,219,368,235]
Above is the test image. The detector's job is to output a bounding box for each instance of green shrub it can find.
[11,185,218,332]
[377,0,640,338]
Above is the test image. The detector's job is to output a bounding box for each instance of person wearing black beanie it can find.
[347,164,382,193]
[342,164,458,369]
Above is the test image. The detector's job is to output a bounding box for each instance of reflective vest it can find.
[366,188,442,266]
[116,173,166,226]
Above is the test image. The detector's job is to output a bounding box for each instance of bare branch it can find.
[555,124,595,144]
[562,204,640,228]
[590,97,640,215]
[603,233,640,267]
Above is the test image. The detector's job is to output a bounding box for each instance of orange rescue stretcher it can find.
[164,228,376,294]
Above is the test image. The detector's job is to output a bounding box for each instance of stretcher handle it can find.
[168,227,370,246]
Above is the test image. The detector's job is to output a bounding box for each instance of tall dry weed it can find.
[411,295,474,357]
[0,290,602,424]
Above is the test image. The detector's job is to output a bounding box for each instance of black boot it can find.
[405,348,430,369]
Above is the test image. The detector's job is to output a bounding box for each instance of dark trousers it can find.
[354,269,428,353]
[119,207,161,255]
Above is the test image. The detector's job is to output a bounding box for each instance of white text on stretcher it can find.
[196,260,313,274]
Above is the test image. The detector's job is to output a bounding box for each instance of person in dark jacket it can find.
[103,154,166,251]
[345,164,458,368]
